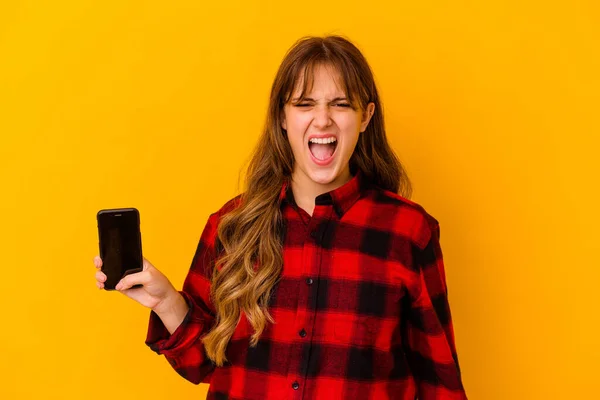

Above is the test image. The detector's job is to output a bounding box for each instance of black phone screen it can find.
[97,208,143,290]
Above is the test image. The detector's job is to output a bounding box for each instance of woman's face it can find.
[281,64,375,191]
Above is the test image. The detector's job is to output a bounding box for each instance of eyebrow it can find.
[292,97,349,102]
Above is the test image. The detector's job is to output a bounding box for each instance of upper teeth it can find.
[309,137,337,144]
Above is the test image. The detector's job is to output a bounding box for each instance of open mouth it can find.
[308,137,338,162]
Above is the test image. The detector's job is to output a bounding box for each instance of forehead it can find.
[291,63,346,96]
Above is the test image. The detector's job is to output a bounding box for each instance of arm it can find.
[152,290,190,334]
[404,220,467,399]
[145,212,221,385]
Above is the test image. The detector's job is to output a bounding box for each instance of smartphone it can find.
[97,208,144,290]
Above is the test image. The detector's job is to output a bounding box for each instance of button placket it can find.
[289,202,333,395]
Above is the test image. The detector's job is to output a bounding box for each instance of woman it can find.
[94,35,467,399]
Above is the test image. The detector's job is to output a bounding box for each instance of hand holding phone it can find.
[94,208,185,322]
[94,254,182,312]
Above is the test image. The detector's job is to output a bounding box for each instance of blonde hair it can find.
[202,35,412,366]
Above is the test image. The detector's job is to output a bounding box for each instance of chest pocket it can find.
[331,278,404,350]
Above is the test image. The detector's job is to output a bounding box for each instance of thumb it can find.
[116,270,148,291]
[142,257,154,271]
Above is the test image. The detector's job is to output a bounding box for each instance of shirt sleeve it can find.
[404,220,468,399]
[145,212,221,385]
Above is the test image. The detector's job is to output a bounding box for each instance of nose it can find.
[312,105,333,129]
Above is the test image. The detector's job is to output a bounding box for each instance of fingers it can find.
[96,270,106,282]
[115,270,150,291]
[94,256,105,289]
[95,255,153,292]
[95,270,105,290]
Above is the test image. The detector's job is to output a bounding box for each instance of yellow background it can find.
[0,1,598,399]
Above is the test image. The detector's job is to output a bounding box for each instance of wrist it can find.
[152,291,190,335]
[153,290,185,317]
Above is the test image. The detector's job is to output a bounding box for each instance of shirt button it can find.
[306,277,313,285]
[292,381,300,390]
[299,329,306,337]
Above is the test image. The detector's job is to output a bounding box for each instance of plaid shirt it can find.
[146,170,467,399]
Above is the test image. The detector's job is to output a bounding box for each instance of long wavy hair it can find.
[202,35,412,366]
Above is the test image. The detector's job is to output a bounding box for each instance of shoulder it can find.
[197,194,244,256]
[364,185,440,250]
[216,194,244,216]
[205,193,244,226]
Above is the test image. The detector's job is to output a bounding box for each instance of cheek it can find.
[288,134,303,153]
[340,113,361,129]
[287,112,312,131]
[285,115,310,149]
[286,125,305,154]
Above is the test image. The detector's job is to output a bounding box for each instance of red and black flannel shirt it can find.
[146,170,467,399]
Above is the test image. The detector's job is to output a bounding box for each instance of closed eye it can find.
[294,103,351,108]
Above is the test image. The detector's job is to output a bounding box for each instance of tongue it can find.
[310,143,335,161]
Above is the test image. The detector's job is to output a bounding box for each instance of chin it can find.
[307,167,342,185]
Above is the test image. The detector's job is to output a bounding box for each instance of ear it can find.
[279,110,287,131]
[359,102,375,133]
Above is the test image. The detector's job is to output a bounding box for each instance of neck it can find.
[290,168,352,216]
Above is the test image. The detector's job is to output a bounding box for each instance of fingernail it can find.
[115,284,121,290]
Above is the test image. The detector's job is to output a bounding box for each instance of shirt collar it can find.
[279,169,368,218]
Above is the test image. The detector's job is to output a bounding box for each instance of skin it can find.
[93,63,375,334]
[94,256,187,334]
[281,63,375,216]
